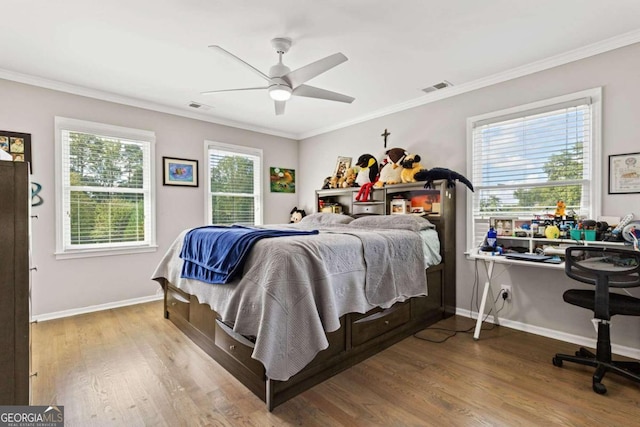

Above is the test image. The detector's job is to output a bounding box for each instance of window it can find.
[205,141,262,225]
[466,88,601,249]
[55,117,156,258]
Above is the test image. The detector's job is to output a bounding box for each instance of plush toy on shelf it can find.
[355,153,379,186]
[340,167,357,188]
[400,153,423,183]
[414,167,474,191]
[375,147,407,187]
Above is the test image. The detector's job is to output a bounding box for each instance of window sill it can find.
[55,245,158,260]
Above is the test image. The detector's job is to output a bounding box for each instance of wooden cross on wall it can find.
[381,128,391,148]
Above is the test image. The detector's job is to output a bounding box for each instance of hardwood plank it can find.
[32,302,640,426]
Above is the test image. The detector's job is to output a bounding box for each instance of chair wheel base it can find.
[593,381,607,394]
[552,357,563,367]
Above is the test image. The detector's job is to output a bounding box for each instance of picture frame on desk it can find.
[490,217,515,236]
[609,152,640,194]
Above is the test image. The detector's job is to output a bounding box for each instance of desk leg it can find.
[473,259,498,340]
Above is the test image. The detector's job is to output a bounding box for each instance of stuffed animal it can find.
[555,200,566,217]
[375,147,407,187]
[290,207,306,223]
[400,153,423,183]
[414,167,474,191]
[355,182,375,202]
[341,167,357,188]
[355,154,379,186]
[321,176,332,189]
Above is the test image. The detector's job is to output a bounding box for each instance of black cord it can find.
[414,287,502,343]
[413,325,475,343]
[415,254,511,344]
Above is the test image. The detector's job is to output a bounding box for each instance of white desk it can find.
[466,250,564,340]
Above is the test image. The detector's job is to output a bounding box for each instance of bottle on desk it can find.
[487,227,497,249]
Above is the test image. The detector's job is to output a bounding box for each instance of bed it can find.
[152,213,454,410]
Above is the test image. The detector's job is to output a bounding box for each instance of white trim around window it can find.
[204,140,263,226]
[54,117,157,259]
[466,88,602,250]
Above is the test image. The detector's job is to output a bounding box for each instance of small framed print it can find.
[0,130,32,172]
[490,217,515,236]
[609,152,640,194]
[390,199,410,214]
[163,157,198,187]
[333,156,352,178]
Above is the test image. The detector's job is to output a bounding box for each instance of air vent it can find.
[422,80,453,94]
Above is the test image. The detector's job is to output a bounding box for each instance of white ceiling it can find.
[2,0,640,139]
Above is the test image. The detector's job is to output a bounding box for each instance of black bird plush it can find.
[355,154,379,186]
[414,167,474,192]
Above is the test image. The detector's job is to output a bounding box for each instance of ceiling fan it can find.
[201,38,355,115]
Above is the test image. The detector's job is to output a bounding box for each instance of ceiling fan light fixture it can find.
[269,85,292,101]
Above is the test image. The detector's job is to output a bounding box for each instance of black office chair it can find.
[552,246,640,394]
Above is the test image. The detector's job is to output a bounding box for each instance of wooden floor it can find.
[31,301,640,426]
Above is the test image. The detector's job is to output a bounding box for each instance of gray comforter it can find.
[152,218,440,381]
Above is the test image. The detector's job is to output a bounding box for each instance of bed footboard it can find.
[161,265,446,411]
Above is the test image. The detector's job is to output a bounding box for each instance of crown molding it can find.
[298,28,640,140]
[0,68,297,139]
[2,28,640,142]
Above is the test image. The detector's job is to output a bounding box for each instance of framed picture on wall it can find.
[270,167,295,193]
[163,157,198,187]
[609,152,640,194]
[0,130,32,172]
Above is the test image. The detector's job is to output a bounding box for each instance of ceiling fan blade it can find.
[283,53,348,88]
[209,45,271,82]
[293,84,355,103]
[275,100,286,115]
[201,86,269,95]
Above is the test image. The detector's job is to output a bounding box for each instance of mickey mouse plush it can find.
[290,206,306,223]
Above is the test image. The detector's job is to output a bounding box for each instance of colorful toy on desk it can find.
[555,200,566,217]
[545,225,560,239]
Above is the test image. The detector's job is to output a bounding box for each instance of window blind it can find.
[468,91,598,248]
[61,130,152,249]
[208,146,261,225]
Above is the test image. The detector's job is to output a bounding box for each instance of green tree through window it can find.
[56,117,155,256]
[207,143,262,226]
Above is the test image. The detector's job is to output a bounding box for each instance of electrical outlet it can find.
[499,284,512,302]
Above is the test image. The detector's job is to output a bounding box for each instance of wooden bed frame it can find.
[161,182,456,410]
[162,264,452,410]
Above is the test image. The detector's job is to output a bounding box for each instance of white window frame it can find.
[54,117,157,259]
[466,88,602,251]
[204,140,263,225]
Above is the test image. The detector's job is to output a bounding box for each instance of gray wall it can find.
[298,43,640,351]
[0,79,298,316]
[3,41,640,351]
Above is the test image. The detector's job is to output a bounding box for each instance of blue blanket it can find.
[180,225,319,284]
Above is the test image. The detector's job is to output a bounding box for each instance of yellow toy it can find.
[555,200,566,217]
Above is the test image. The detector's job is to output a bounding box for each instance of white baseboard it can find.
[456,308,640,361]
[32,294,163,322]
